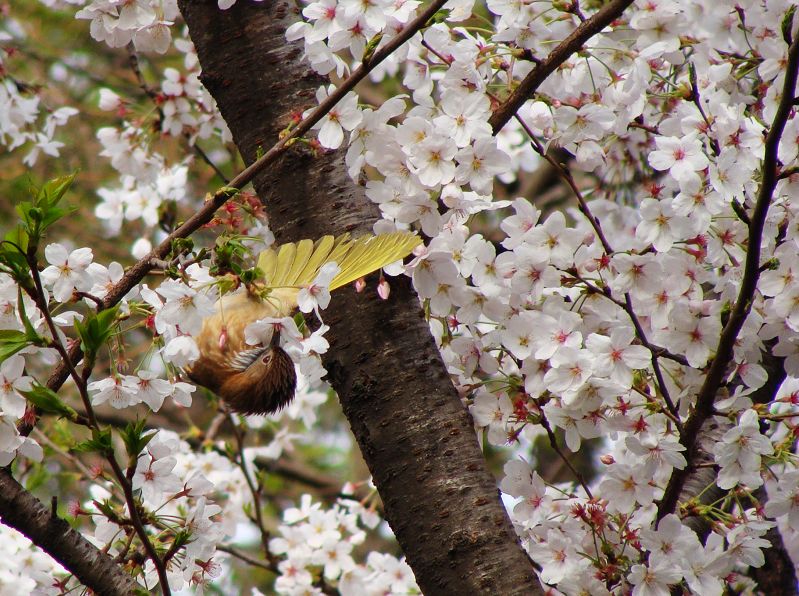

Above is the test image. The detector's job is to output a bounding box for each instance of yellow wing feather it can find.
[329,231,421,290]
[294,235,337,286]
[257,231,420,290]
[322,235,354,273]
[257,247,278,282]
[284,238,315,286]
[272,242,297,287]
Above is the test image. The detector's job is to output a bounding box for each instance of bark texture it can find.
[0,468,142,596]
[178,1,539,594]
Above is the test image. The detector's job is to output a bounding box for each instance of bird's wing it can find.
[256,231,421,290]
[328,231,421,290]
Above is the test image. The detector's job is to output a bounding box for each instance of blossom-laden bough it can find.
[1,0,799,594]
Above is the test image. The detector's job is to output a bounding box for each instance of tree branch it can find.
[657,27,799,522]
[0,468,142,596]
[488,0,635,133]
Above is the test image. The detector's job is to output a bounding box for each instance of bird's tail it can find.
[256,230,421,291]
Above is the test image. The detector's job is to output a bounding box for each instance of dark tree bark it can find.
[0,468,142,596]
[178,1,539,594]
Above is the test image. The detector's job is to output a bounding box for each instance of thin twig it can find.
[188,137,229,183]
[687,63,721,157]
[229,418,273,564]
[537,408,594,499]
[24,253,87,398]
[202,411,228,444]
[127,44,159,100]
[217,544,276,572]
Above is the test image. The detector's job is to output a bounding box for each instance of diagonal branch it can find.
[488,0,635,133]
[657,27,799,522]
[0,468,142,596]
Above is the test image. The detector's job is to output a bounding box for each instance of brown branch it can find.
[229,421,273,563]
[216,544,275,571]
[489,0,635,133]
[657,26,799,522]
[537,408,593,498]
[0,468,142,596]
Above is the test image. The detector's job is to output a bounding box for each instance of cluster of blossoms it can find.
[76,0,180,54]
[0,530,65,594]
[85,430,238,592]
[0,0,798,593]
[0,21,77,166]
[267,493,419,595]
[92,30,230,252]
[282,0,799,593]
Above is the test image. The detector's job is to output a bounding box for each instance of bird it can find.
[187,231,421,415]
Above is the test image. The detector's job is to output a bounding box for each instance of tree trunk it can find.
[178,1,539,594]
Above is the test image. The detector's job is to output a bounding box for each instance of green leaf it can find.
[74,305,120,356]
[17,286,41,342]
[36,173,76,209]
[0,329,32,364]
[0,227,32,287]
[362,32,383,63]
[73,428,113,455]
[120,418,156,461]
[293,312,307,334]
[16,174,77,240]
[782,5,796,44]
[91,497,118,520]
[20,383,78,420]
[170,529,191,551]
[426,8,451,25]
[38,204,77,232]
[220,186,240,198]
[239,266,261,284]
[23,462,50,492]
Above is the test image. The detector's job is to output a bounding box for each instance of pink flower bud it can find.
[600,454,615,465]
[377,277,390,300]
[355,277,366,293]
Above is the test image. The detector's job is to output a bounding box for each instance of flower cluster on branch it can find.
[1,0,799,594]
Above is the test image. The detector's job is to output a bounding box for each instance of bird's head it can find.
[217,340,297,415]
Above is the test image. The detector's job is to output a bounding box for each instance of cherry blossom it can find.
[308,85,362,150]
[40,244,94,302]
[297,262,340,314]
